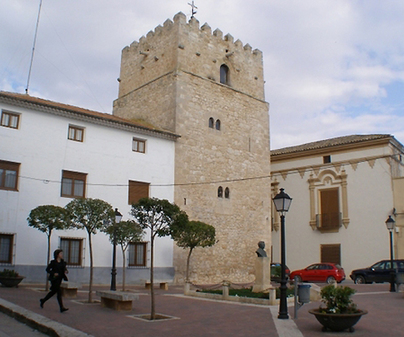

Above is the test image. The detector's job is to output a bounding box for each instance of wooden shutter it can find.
[320,189,339,229]
[321,244,341,265]
[128,181,149,205]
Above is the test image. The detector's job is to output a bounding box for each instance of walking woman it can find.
[40,249,69,312]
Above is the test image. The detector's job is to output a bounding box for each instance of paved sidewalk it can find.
[0,282,403,337]
[0,311,47,337]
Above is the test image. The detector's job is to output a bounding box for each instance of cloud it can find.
[1,0,403,149]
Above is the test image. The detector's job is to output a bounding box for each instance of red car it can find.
[290,263,346,284]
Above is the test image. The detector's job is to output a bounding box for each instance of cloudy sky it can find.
[1,0,403,149]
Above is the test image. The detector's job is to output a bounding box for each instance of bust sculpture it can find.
[256,241,267,257]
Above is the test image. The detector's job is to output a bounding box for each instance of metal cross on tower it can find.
[188,1,197,18]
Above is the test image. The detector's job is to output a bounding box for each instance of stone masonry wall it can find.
[173,72,271,283]
[113,12,271,283]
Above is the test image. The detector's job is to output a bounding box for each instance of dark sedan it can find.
[350,260,404,284]
[270,263,290,282]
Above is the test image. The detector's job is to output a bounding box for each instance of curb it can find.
[0,298,93,337]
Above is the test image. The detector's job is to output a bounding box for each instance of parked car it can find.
[290,263,346,284]
[270,263,290,282]
[350,260,404,284]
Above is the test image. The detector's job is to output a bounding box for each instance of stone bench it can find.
[145,281,169,290]
[60,282,81,298]
[96,290,139,311]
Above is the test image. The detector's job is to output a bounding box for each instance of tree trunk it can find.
[186,247,194,282]
[122,246,126,291]
[150,235,155,320]
[46,233,51,291]
[88,232,93,303]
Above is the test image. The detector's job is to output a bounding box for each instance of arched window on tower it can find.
[215,119,221,130]
[225,187,230,199]
[209,117,214,128]
[218,186,223,198]
[220,64,229,85]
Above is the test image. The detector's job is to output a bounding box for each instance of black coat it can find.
[46,259,68,282]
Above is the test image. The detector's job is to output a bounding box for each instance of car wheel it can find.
[326,276,336,284]
[294,275,302,283]
[354,275,366,284]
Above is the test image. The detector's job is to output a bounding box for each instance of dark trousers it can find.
[42,280,64,309]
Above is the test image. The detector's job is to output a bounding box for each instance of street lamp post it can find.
[273,188,292,319]
[110,208,122,291]
[385,215,396,292]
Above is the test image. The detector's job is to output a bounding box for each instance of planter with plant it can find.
[0,269,25,287]
[309,284,367,332]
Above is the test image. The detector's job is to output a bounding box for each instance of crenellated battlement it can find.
[124,12,262,60]
[116,12,265,100]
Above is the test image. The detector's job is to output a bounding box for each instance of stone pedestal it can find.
[252,257,272,293]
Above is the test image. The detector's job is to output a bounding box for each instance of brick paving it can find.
[0,282,403,337]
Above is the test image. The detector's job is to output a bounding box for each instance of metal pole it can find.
[389,230,396,292]
[278,214,289,319]
[110,226,117,291]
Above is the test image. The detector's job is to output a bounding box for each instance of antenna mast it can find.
[26,0,43,95]
[188,1,197,18]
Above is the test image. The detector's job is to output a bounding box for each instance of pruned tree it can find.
[131,197,188,320]
[102,219,144,291]
[27,205,70,291]
[171,220,216,282]
[65,198,114,302]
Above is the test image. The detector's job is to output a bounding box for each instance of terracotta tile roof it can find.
[271,134,392,156]
[0,91,178,139]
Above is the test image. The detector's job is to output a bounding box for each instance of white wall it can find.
[0,100,175,282]
[272,145,395,278]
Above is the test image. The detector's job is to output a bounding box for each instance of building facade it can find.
[113,12,272,283]
[0,92,177,284]
[271,135,404,277]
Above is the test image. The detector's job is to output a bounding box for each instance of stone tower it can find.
[113,12,271,283]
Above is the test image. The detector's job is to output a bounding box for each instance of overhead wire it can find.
[16,153,401,188]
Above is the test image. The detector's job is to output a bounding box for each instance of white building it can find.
[0,91,177,284]
[271,134,404,278]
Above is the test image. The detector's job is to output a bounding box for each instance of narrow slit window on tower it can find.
[225,187,230,199]
[209,117,214,128]
[218,186,223,198]
[215,119,221,130]
[220,64,229,85]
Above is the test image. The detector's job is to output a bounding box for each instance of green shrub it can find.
[0,269,20,277]
[319,285,358,314]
